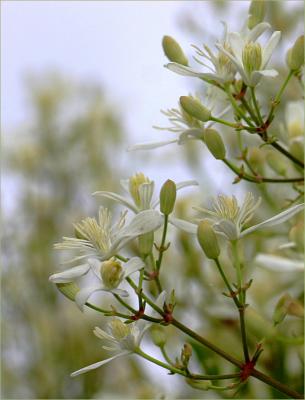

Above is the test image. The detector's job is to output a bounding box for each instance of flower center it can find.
[100,259,123,289]
[110,319,131,340]
[129,173,151,208]
[242,42,262,75]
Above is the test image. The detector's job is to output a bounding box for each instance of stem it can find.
[210,116,240,129]
[250,87,263,125]
[231,241,243,303]
[238,308,250,363]
[240,97,260,125]
[156,214,169,271]
[268,140,304,169]
[225,84,254,126]
[161,346,175,366]
[214,258,240,308]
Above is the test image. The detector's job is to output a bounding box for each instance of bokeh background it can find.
[2,1,304,399]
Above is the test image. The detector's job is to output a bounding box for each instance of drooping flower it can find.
[216,23,281,87]
[71,319,150,377]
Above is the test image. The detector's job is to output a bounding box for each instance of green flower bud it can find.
[185,378,212,391]
[286,35,304,71]
[101,259,123,289]
[203,128,226,160]
[162,35,188,66]
[56,282,80,301]
[248,0,266,30]
[110,319,130,340]
[273,293,291,326]
[266,151,287,176]
[151,326,167,347]
[242,42,262,75]
[129,173,151,208]
[197,220,220,260]
[138,231,154,256]
[248,147,265,168]
[180,96,211,123]
[289,138,304,162]
[181,343,192,366]
[160,179,177,215]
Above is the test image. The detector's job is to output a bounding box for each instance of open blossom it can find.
[165,22,236,84]
[71,319,150,377]
[94,173,198,214]
[216,22,281,87]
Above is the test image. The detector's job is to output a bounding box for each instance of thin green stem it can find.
[210,116,239,129]
[214,258,240,308]
[238,308,250,363]
[113,294,135,313]
[240,97,260,125]
[250,87,263,125]
[161,346,175,366]
[225,84,254,126]
[156,214,169,271]
[231,241,243,303]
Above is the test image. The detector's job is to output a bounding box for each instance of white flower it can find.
[71,319,150,377]
[127,90,230,152]
[94,173,198,214]
[165,22,236,84]
[53,206,163,264]
[178,193,303,240]
[216,22,281,87]
[255,254,304,272]
[282,100,304,141]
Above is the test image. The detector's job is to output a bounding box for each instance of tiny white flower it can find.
[165,22,236,85]
[216,22,281,87]
[52,206,163,264]
[176,194,303,241]
[71,319,150,377]
[94,173,198,213]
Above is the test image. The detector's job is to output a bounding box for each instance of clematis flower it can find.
[216,23,281,87]
[165,22,236,85]
[71,319,150,377]
[176,193,304,241]
[50,257,145,310]
[94,173,198,214]
[52,206,163,264]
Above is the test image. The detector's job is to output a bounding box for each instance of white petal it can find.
[92,191,138,213]
[110,288,129,297]
[155,290,167,309]
[165,63,208,78]
[123,257,144,278]
[168,216,197,234]
[255,254,304,272]
[262,31,281,68]
[247,22,270,42]
[75,285,106,311]
[138,181,155,210]
[241,203,304,237]
[93,326,115,342]
[216,44,249,84]
[251,69,278,86]
[127,139,178,151]
[229,32,244,63]
[70,351,131,377]
[278,242,296,250]
[49,264,90,283]
[88,258,102,279]
[213,220,238,240]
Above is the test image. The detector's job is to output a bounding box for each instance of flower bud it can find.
[287,299,304,318]
[185,378,212,391]
[242,42,262,75]
[286,35,304,71]
[129,173,151,208]
[248,0,266,29]
[109,319,130,340]
[160,179,177,215]
[273,293,291,326]
[151,326,167,347]
[56,282,80,301]
[162,35,188,66]
[101,259,123,289]
[197,220,220,260]
[180,96,211,123]
[248,147,265,174]
[138,232,154,256]
[203,128,226,160]
[266,151,287,176]
[181,343,192,366]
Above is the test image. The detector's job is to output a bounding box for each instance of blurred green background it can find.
[2,1,304,398]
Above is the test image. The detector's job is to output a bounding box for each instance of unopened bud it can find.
[160,179,177,215]
[109,319,130,340]
[151,326,167,347]
[266,151,286,176]
[248,147,265,168]
[185,378,212,391]
[248,0,266,29]
[180,96,211,122]
[56,282,80,301]
[203,128,226,160]
[101,259,123,289]
[138,232,154,256]
[286,35,304,71]
[181,343,192,366]
[197,220,220,260]
[162,35,188,66]
[242,42,262,76]
[273,293,291,326]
